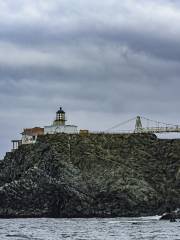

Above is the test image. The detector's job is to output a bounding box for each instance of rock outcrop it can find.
[0,133,179,218]
[160,208,180,220]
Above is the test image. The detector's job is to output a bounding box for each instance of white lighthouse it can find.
[44,107,78,134]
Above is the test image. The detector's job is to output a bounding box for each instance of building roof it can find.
[21,127,44,136]
[56,107,65,114]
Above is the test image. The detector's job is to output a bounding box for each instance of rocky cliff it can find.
[0,133,179,218]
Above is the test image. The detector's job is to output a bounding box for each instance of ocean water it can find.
[0,217,179,240]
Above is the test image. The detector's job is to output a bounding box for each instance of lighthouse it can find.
[53,107,66,126]
[44,107,78,134]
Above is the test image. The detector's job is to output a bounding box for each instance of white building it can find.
[21,127,44,145]
[44,107,78,134]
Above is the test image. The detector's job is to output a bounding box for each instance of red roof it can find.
[22,127,44,136]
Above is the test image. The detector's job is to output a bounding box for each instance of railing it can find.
[90,127,180,134]
[135,126,180,133]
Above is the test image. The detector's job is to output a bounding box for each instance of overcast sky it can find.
[1,0,180,158]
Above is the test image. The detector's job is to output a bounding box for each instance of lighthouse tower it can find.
[44,106,78,134]
[53,107,66,126]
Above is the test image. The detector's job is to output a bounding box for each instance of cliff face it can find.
[0,133,179,217]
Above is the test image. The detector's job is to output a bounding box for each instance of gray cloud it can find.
[1,0,180,158]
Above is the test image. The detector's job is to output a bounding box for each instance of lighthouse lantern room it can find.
[53,107,66,126]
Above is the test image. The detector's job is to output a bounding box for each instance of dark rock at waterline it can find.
[160,213,176,220]
[0,133,179,218]
[160,209,180,220]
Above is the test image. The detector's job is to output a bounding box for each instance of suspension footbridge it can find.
[105,116,180,134]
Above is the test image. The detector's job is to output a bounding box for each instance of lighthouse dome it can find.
[56,107,65,114]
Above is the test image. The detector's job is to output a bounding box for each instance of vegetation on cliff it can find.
[0,133,179,217]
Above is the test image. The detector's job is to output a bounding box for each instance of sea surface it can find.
[0,216,179,240]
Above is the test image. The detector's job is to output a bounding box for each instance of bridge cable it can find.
[140,116,178,128]
[105,117,137,132]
